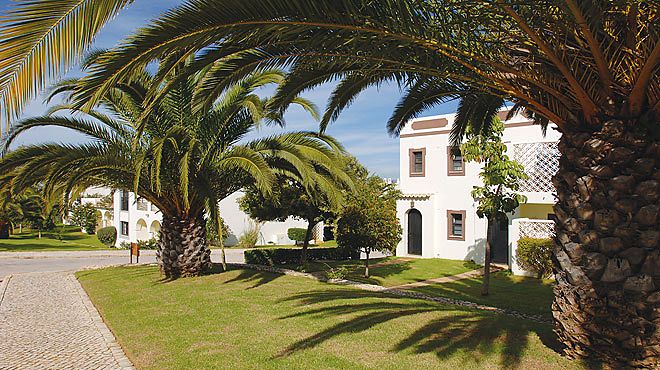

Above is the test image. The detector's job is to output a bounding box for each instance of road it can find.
[0,249,246,279]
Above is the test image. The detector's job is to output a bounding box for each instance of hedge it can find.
[516,237,554,279]
[96,226,117,247]
[244,247,359,266]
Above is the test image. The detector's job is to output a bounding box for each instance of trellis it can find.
[519,220,555,238]
[513,142,560,192]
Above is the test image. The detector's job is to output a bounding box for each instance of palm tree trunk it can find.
[157,215,212,279]
[481,219,493,296]
[300,221,314,265]
[552,119,658,368]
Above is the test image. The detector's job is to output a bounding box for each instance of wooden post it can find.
[130,242,140,264]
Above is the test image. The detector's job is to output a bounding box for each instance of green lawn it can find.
[225,240,339,249]
[287,257,552,317]
[78,265,588,370]
[0,225,110,252]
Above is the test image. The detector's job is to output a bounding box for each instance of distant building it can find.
[396,108,559,276]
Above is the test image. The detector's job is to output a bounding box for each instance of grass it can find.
[285,257,553,317]
[78,265,589,370]
[0,225,110,252]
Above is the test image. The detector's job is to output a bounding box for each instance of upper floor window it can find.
[120,190,129,211]
[409,148,426,177]
[447,210,466,240]
[136,197,149,211]
[447,147,465,176]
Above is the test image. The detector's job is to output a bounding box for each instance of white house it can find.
[109,190,321,247]
[396,108,560,276]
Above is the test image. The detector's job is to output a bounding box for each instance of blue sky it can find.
[2,1,459,178]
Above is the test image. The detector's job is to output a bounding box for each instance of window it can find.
[120,190,129,211]
[136,197,148,211]
[447,147,465,176]
[447,210,466,240]
[409,148,426,177]
[120,221,129,236]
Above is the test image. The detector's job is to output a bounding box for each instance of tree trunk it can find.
[365,249,370,278]
[156,215,212,279]
[300,221,314,265]
[552,119,659,368]
[482,219,493,296]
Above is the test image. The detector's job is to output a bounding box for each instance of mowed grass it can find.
[78,265,587,370]
[289,258,553,317]
[0,226,109,252]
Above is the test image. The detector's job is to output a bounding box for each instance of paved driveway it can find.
[0,249,246,279]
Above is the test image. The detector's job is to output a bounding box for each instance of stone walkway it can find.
[0,272,134,370]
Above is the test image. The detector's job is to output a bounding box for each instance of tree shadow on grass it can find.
[222,268,282,289]
[274,288,601,369]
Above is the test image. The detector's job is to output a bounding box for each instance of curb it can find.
[0,274,11,307]
[70,274,136,370]
[228,263,551,324]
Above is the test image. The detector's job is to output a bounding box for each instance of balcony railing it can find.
[512,142,560,193]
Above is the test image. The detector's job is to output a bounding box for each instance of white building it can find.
[396,108,560,276]
[110,190,321,247]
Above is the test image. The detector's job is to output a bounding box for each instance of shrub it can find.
[70,203,100,234]
[287,228,307,244]
[96,226,117,247]
[238,220,261,248]
[324,264,351,280]
[244,247,358,266]
[118,241,131,249]
[137,238,158,250]
[516,237,554,279]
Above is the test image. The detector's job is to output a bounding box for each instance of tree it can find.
[0,60,346,279]
[70,203,100,234]
[1,1,658,365]
[460,119,528,296]
[240,174,345,264]
[335,173,401,278]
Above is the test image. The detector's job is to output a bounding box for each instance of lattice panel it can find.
[513,142,560,192]
[519,221,555,238]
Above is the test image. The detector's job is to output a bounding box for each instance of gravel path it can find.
[0,272,134,369]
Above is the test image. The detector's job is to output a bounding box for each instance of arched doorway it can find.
[136,219,148,241]
[149,220,161,239]
[407,209,422,255]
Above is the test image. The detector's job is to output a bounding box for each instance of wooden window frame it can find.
[447,210,466,241]
[447,147,465,176]
[409,148,426,177]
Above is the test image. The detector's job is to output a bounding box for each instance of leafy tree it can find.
[70,203,100,234]
[0,60,347,279]
[240,173,345,264]
[460,119,528,296]
[336,174,401,278]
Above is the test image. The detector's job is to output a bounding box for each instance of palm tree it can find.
[55,1,657,366]
[0,61,350,278]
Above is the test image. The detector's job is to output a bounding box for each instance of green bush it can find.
[238,220,261,248]
[287,228,307,244]
[96,226,117,247]
[516,237,554,279]
[137,238,158,250]
[244,247,358,266]
[70,203,100,234]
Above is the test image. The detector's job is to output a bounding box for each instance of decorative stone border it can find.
[71,274,136,369]
[230,263,552,324]
[0,274,11,307]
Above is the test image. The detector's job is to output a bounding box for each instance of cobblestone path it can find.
[0,272,134,369]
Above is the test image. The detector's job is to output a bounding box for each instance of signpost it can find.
[130,242,140,264]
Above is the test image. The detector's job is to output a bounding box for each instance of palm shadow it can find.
[222,268,282,289]
[274,288,600,369]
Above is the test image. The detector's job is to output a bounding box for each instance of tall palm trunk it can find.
[157,215,212,278]
[552,119,659,368]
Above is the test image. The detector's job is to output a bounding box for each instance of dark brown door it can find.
[407,209,422,255]
[491,220,509,263]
